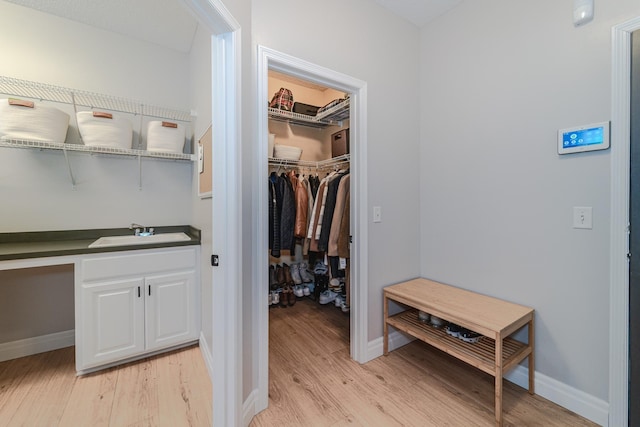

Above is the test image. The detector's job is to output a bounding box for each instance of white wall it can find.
[420,0,640,403]
[251,0,421,348]
[0,2,195,344]
[188,24,214,358]
[0,1,194,232]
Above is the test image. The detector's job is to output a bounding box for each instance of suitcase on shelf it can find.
[292,102,320,116]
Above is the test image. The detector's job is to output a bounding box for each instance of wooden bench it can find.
[383,278,535,427]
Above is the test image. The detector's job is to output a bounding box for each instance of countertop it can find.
[0,226,201,261]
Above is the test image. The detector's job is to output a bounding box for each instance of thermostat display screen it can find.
[558,121,610,154]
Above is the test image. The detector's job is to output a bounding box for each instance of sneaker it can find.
[341,302,350,313]
[335,294,343,307]
[299,262,314,283]
[459,329,483,343]
[329,278,342,290]
[290,263,303,285]
[313,261,328,275]
[446,323,462,338]
[271,291,279,305]
[268,293,272,305]
[293,285,304,298]
[319,290,337,305]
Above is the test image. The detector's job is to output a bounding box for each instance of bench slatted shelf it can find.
[383,278,535,427]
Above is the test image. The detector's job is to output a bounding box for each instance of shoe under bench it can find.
[383,278,535,427]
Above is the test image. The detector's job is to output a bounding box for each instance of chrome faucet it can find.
[130,223,154,236]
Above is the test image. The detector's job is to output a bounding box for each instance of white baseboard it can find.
[242,389,259,427]
[0,330,75,363]
[198,332,214,380]
[504,366,608,427]
[367,334,608,427]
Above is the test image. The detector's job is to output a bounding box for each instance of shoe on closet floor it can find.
[275,264,285,287]
[288,288,296,306]
[269,265,278,290]
[271,291,280,306]
[446,323,461,338]
[341,302,350,313]
[290,263,303,285]
[319,290,338,305]
[279,289,288,307]
[334,294,343,307]
[293,285,304,298]
[299,262,314,283]
[313,261,328,275]
[302,285,310,296]
[283,264,294,286]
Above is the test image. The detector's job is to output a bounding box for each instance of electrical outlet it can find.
[573,206,593,229]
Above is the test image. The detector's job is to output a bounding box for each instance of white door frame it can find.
[253,45,369,413]
[180,1,242,426]
[610,15,640,427]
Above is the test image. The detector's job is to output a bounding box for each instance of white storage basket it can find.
[0,98,70,143]
[273,144,302,160]
[77,111,133,149]
[146,121,186,153]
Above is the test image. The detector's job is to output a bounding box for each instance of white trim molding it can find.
[180,1,242,426]
[0,330,75,363]
[253,45,369,418]
[610,15,640,427]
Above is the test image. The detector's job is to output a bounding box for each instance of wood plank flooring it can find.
[0,344,212,427]
[251,298,598,427]
[0,299,601,426]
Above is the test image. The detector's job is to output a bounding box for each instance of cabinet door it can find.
[145,270,197,351]
[81,277,145,368]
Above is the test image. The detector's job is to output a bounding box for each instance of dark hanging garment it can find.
[279,173,296,252]
[318,172,346,252]
[269,172,282,257]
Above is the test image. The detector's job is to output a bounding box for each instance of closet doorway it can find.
[254,46,369,413]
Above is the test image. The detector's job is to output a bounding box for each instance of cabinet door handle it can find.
[148,285,151,296]
[138,286,141,298]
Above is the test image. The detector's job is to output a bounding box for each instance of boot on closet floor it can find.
[288,287,297,306]
[275,264,285,287]
[283,263,294,286]
[290,263,302,285]
[269,265,278,290]
[299,262,314,283]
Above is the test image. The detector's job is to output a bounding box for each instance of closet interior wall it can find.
[268,71,351,311]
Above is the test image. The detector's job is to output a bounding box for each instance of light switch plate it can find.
[373,206,382,223]
[573,206,593,229]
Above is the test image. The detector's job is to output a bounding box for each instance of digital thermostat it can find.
[558,121,610,155]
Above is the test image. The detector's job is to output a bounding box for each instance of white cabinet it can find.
[76,247,199,373]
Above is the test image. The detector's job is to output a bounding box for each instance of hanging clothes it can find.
[279,172,296,252]
[292,170,309,239]
[318,171,348,252]
[268,172,282,258]
[328,173,350,257]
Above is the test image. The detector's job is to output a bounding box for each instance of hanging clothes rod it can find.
[268,154,350,171]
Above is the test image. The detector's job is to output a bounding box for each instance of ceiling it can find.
[4,0,463,53]
[373,0,464,28]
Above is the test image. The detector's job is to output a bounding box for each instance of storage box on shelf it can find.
[0,75,194,161]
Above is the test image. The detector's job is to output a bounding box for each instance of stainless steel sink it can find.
[88,232,191,248]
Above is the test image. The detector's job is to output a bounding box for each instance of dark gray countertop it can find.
[0,225,201,261]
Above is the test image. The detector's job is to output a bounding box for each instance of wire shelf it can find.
[268,98,349,128]
[268,154,350,171]
[0,75,192,121]
[0,138,195,161]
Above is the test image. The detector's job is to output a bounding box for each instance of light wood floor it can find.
[0,344,212,427]
[251,298,599,427]
[0,300,601,427]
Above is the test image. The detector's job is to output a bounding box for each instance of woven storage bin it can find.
[77,111,132,149]
[0,98,69,143]
[146,121,186,153]
[273,144,302,160]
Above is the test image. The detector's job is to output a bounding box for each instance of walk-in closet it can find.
[267,70,352,346]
